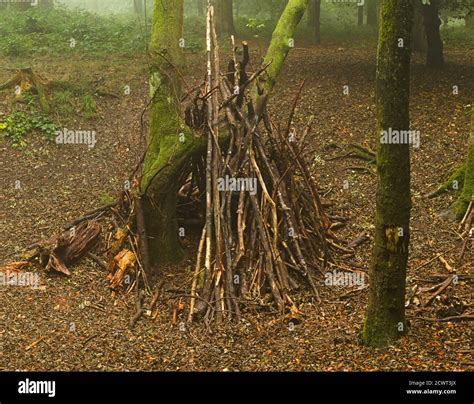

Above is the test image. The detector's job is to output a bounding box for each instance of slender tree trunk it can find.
[362,0,413,347]
[358,4,364,26]
[307,0,321,44]
[466,13,474,28]
[421,0,444,68]
[366,0,377,26]
[142,0,310,267]
[213,0,236,37]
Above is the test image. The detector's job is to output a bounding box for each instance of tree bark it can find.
[307,0,321,44]
[213,0,236,38]
[362,0,413,347]
[140,0,193,265]
[421,0,444,68]
[255,0,309,99]
[412,3,426,53]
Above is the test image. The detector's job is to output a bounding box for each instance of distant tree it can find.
[362,0,413,347]
[420,0,444,67]
[412,1,427,53]
[358,3,364,26]
[307,0,321,44]
[212,0,236,37]
[133,0,144,15]
[366,0,377,26]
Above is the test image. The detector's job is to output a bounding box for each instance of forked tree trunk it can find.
[142,0,310,267]
[421,0,444,68]
[362,0,413,347]
[140,0,200,264]
[307,0,321,44]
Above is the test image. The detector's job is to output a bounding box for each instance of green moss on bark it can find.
[449,104,474,220]
[140,0,190,265]
[362,0,413,347]
[254,0,309,97]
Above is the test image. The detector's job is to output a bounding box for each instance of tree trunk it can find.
[366,0,377,26]
[142,0,309,267]
[362,0,413,347]
[307,0,321,44]
[213,0,236,38]
[466,13,474,28]
[140,0,193,265]
[412,4,426,53]
[449,104,474,220]
[256,0,309,98]
[358,4,364,26]
[421,0,444,68]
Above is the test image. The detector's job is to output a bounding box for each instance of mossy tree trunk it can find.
[448,104,474,220]
[362,0,413,347]
[213,0,236,38]
[140,0,200,265]
[142,0,309,268]
[256,0,309,98]
[421,0,444,68]
[307,0,321,44]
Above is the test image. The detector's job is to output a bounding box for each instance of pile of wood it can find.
[185,7,339,323]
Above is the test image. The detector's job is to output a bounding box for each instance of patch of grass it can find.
[81,94,97,119]
[53,90,74,116]
[441,26,474,48]
[0,7,147,57]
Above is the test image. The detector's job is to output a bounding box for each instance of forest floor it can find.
[0,42,473,371]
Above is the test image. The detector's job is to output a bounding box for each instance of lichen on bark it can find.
[362,0,413,347]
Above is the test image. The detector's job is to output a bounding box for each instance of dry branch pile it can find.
[185,7,339,324]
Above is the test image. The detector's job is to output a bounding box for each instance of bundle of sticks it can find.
[187,6,335,323]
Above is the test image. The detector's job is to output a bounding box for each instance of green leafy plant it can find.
[0,111,58,147]
[98,191,115,205]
